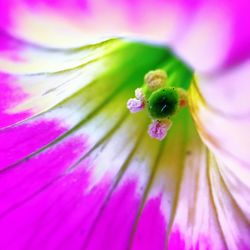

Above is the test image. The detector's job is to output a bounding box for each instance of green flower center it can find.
[148,88,179,119]
[122,40,193,140]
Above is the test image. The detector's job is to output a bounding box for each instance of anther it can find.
[127,88,145,113]
[177,88,188,108]
[135,88,145,101]
[126,69,188,141]
[127,98,145,113]
[148,119,172,141]
[144,69,167,91]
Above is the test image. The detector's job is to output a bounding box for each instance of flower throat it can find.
[127,69,188,141]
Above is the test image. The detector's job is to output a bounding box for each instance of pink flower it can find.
[0,1,249,250]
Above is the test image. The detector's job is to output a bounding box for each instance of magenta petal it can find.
[0,74,31,127]
[0,28,249,249]
[0,119,66,168]
[0,0,249,71]
[173,0,250,72]
[222,0,250,68]
[0,0,205,51]
[0,114,168,250]
[131,197,166,250]
[189,63,250,249]
[0,133,89,249]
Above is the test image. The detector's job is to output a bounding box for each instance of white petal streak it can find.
[164,121,226,249]
[189,68,250,249]
[0,36,123,74]
[209,154,250,250]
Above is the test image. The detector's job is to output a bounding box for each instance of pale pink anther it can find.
[148,119,172,141]
[135,88,145,101]
[127,98,145,113]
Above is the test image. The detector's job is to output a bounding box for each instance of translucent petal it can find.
[189,64,250,249]
[0,0,249,73]
[0,38,135,127]
[1,0,194,47]
[2,37,249,249]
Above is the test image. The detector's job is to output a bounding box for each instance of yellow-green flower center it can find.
[148,87,179,119]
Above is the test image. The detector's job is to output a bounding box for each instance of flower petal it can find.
[0,38,134,127]
[2,38,248,250]
[0,0,194,47]
[0,40,171,249]
[173,0,250,73]
[1,0,249,73]
[189,62,250,249]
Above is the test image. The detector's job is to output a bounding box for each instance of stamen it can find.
[126,69,188,140]
[127,98,145,113]
[148,119,172,141]
[135,88,145,101]
[127,87,145,113]
[144,69,167,91]
[177,88,188,108]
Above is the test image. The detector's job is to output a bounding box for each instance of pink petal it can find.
[0,0,248,72]
[0,0,194,47]
[0,27,249,250]
[189,63,250,249]
[173,0,250,73]
[0,73,31,127]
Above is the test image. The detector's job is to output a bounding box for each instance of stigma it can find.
[127,69,188,140]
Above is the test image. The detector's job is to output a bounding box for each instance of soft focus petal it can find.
[0,0,249,73]
[0,40,169,249]
[174,0,250,73]
[0,38,127,127]
[2,37,249,249]
[189,62,250,249]
[0,32,123,74]
[0,0,249,246]
[0,0,195,47]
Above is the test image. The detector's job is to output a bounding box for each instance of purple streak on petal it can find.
[131,196,166,250]
[239,242,250,250]
[0,0,248,71]
[194,236,212,250]
[0,31,25,61]
[0,0,15,28]
[0,132,89,249]
[25,0,89,10]
[45,175,110,250]
[23,0,90,19]
[0,116,150,250]
[222,0,250,69]
[168,227,216,250]
[168,228,186,250]
[0,74,31,127]
[0,119,66,168]
[86,181,140,250]
[0,136,88,214]
[0,0,90,34]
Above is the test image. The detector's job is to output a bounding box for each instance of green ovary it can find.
[77,38,194,141]
[148,88,179,119]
